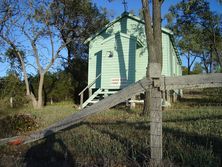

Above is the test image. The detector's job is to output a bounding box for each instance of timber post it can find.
[89,88,92,97]
[149,63,162,165]
[130,96,136,109]
[80,93,83,109]
[10,97,13,108]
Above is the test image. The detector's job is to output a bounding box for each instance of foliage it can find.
[50,0,109,68]
[182,63,203,75]
[27,67,87,104]
[5,48,25,75]
[192,62,203,74]
[49,0,108,104]
[47,72,73,102]
[166,0,222,73]
[0,114,38,138]
[28,71,74,104]
[68,57,88,103]
[0,74,27,108]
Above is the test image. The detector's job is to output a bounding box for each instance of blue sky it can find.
[0,0,221,77]
[93,0,222,19]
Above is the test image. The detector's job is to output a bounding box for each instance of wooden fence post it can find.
[130,96,136,109]
[150,87,162,164]
[10,97,13,108]
[149,63,162,165]
[80,93,83,109]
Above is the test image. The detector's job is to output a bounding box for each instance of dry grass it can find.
[0,97,222,166]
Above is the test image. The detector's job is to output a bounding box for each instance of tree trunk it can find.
[43,85,47,106]
[67,48,72,71]
[141,0,155,115]
[209,50,213,73]
[212,31,222,68]
[202,54,208,73]
[18,51,39,109]
[187,53,191,75]
[36,74,45,109]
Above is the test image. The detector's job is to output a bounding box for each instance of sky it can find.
[0,0,222,77]
[92,0,222,19]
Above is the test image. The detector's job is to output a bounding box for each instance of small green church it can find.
[80,12,182,108]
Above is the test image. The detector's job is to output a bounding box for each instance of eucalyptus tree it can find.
[49,0,109,102]
[165,0,222,73]
[0,1,72,109]
[50,0,109,70]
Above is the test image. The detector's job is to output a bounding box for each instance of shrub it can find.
[0,114,38,138]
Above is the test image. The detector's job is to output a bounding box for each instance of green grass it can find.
[0,101,222,166]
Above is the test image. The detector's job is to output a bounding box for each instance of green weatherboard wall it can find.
[85,12,182,90]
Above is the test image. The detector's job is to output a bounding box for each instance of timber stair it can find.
[81,89,117,108]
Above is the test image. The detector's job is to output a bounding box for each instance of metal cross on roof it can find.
[122,0,128,12]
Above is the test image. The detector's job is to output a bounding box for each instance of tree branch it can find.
[0,34,31,95]
[43,39,72,73]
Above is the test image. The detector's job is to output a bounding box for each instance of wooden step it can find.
[89,100,99,104]
[98,91,117,95]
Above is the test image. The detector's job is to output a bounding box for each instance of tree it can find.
[166,0,222,73]
[0,1,71,109]
[0,73,26,108]
[192,62,203,74]
[141,0,163,112]
[50,0,109,70]
[182,66,189,75]
[28,71,73,105]
[50,0,109,103]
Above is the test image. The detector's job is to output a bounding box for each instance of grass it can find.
[0,101,77,130]
[0,97,222,166]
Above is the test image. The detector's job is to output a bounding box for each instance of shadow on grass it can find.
[66,119,222,156]
[164,114,222,123]
[163,127,222,165]
[28,115,221,166]
[81,120,221,166]
[179,97,222,106]
[89,124,150,166]
[24,130,75,167]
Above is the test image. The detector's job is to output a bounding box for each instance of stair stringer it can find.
[81,89,103,108]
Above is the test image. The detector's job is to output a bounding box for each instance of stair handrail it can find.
[78,73,101,109]
[78,73,101,96]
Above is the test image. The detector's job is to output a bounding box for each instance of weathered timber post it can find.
[170,90,176,103]
[130,96,136,109]
[10,97,13,108]
[50,98,53,105]
[80,93,83,109]
[89,88,92,97]
[149,63,162,165]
